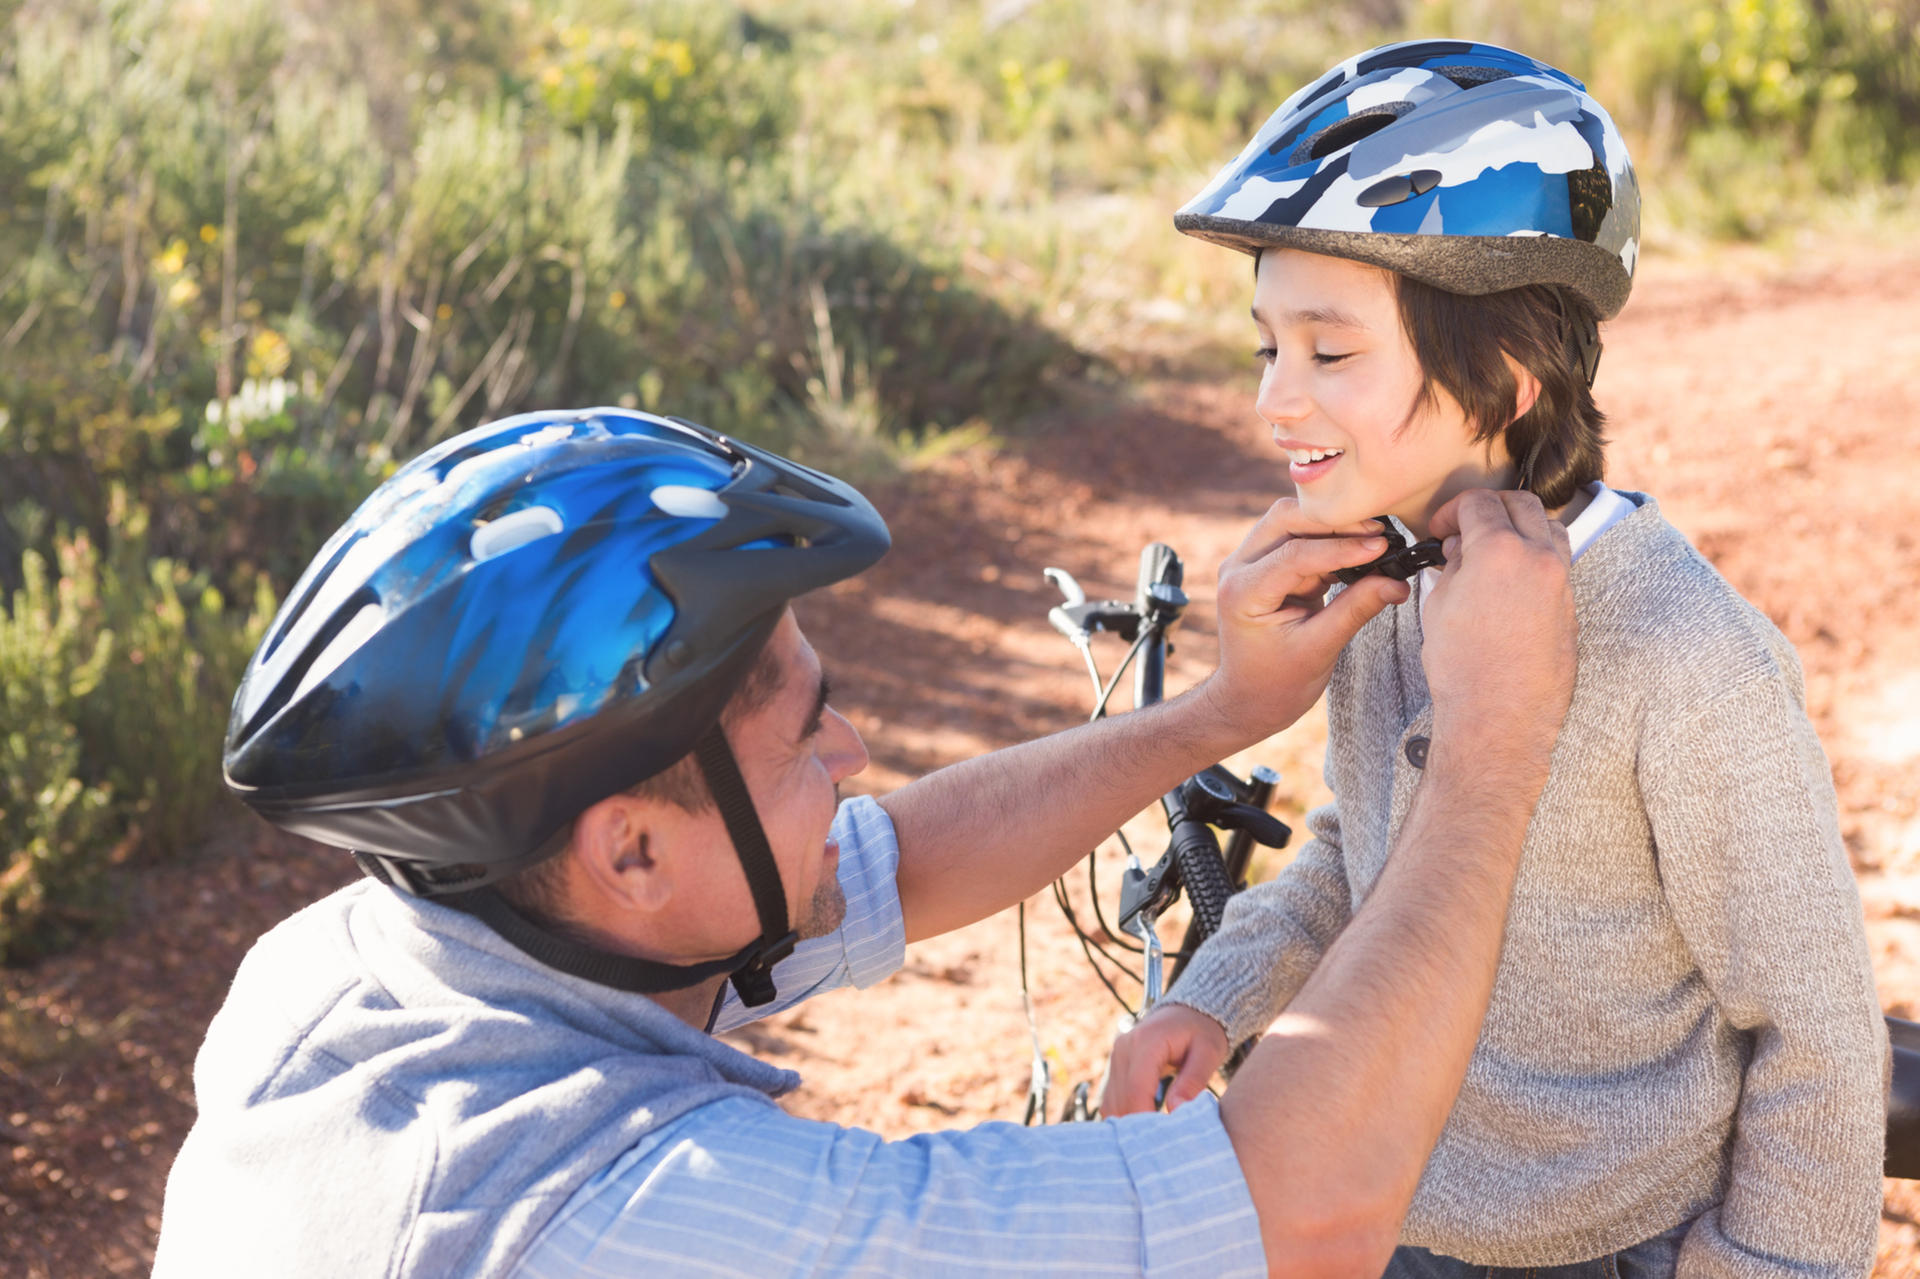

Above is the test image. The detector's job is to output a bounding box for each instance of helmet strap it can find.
[691,721,797,1007]
[1555,288,1603,389]
[436,722,798,1008]
[439,887,763,993]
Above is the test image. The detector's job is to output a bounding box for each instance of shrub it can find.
[69,497,276,860]
[0,539,116,962]
[0,504,274,964]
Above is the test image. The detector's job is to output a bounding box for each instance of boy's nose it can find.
[1255,360,1312,428]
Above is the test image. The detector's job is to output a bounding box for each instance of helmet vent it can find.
[292,601,387,704]
[237,587,382,743]
[471,506,564,562]
[651,485,728,520]
[1294,108,1404,162]
[1435,65,1515,89]
[261,529,367,662]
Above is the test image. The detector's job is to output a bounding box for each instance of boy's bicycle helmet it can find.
[224,408,890,1003]
[1176,39,1640,321]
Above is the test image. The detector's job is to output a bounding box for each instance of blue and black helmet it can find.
[1176,40,1640,320]
[224,409,888,999]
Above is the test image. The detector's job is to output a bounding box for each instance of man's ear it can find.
[571,795,673,914]
[1506,353,1542,423]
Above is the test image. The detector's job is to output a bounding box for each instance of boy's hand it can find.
[1201,499,1411,743]
[1102,1003,1232,1116]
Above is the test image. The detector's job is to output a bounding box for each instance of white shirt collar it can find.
[1417,482,1637,611]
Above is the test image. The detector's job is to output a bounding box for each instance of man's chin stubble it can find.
[798,876,847,940]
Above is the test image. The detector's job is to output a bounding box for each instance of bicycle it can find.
[1018,540,1920,1180]
[1019,539,1288,1125]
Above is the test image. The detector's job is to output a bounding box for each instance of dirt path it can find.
[3,245,1917,1273]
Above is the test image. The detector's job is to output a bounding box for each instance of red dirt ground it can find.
[3,243,1918,1275]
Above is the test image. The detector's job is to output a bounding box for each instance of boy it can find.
[1104,40,1886,1278]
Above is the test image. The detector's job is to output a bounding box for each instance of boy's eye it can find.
[1313,351,1354,366]
[1253,346,1276,364]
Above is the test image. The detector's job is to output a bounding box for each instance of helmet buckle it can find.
[729,930,799,1007]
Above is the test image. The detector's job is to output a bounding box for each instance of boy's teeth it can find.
[1287,447,1344,464]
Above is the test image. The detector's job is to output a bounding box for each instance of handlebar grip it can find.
[1167,816,1235,948]
[1136,542,1182,606]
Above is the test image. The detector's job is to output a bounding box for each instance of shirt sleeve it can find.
[1161,796,1354,1046]
[710,795,907,1035]
[511,1093,1266,1279]
[1639,666,1887,1278]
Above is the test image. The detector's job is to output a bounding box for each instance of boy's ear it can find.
[1506,353,1542,423]
[572,796,673,913]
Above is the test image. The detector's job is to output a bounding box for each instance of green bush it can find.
[0,504,274,963]
[0,0,1085,589]
[70,497,276,860]
[0,538,116,962]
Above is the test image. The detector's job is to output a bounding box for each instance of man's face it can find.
[713,611,868,942]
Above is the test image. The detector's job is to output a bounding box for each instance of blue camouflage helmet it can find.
[1176,39,1641,318]
[223,408,890,900]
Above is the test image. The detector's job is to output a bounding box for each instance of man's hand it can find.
[1420,489,1576,764]
[1102,1004,1231,1117]
[1199,499,1412,742]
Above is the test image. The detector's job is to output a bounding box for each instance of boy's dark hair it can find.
[1393,276,1608,511]
[492,634,788,931]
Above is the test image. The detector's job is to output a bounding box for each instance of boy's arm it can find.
[1642,664,1887,1277]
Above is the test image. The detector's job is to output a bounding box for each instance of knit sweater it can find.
[1168,493,1887,1273]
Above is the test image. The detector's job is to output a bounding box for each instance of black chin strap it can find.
[441,888,764,994]
[436,722,796,1007]
[691,722,797,1006]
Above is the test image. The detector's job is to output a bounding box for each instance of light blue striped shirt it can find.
[515,796,1266,1278]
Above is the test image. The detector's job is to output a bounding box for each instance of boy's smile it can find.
[1274,440,1346,485]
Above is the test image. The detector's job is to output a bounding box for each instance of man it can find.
[154,408,1576,1277]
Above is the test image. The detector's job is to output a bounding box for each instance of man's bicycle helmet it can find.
[1176,39,1640,323]
[224,408,889,1003]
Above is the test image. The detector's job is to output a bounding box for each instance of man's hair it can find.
[492,633,787,929]
[1393,275,1607,511]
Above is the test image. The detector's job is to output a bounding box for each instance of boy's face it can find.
[1250,249,1514,538]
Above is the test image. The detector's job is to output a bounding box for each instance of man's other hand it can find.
[1422,489,1576,764]
[1201,500,1411,742]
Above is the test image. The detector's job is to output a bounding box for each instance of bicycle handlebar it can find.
[1024,539,1288,1121]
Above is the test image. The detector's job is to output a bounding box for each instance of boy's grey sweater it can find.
[1168,494,1887,1273]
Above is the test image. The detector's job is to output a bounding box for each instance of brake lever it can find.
[1118,856,1179,933]
[1043,566,1086,607]
[1180,772,1291,849]
[1213,802,1291,849]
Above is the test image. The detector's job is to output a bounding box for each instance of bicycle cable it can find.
[1018,623,1174,1022]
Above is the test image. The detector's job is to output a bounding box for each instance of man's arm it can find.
[513,1094,1269,1279]
[1220,490,1577,1273]
[880,503,1409,943]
